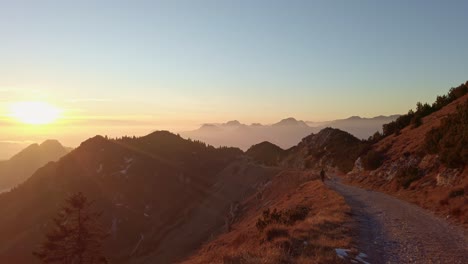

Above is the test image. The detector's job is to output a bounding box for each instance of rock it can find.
[348,157,364,175]
[436,168,461,186]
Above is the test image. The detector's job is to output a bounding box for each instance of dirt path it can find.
[328,177,468,264]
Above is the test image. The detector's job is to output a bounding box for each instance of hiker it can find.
[320,168,326,182]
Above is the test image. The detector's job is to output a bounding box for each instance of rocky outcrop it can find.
[436,168,462,186]
[282,128,367,173]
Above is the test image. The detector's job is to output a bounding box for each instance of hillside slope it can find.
[282,128,367,173]
[183,172,354,264]
[246,141,286,166]
[0,132,281,264]
[349,93,468,226]
[0,140,71,191]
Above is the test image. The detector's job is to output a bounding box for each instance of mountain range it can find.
[180,115,399,150]
[0,83,466,263]
[0,132,280,263]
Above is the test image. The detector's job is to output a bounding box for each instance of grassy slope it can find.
[182,171,353,264]
[348,94,468,227]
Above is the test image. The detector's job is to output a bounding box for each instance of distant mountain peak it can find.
[143,130,186,143]
[199,123,220,130]
[147,130,177,138]
[79,135,109,150]
[225,120,242,126]
[274,117,308,127]
[281,117,298,122]
[40,139,64,148]
[0,139,71,190]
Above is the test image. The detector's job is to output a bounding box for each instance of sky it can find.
[1,0,468,153]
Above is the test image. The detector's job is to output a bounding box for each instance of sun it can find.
[9,101,62,125]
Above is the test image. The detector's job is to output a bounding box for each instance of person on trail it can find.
[320,168,326,182]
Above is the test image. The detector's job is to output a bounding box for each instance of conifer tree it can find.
[33,192,108,264]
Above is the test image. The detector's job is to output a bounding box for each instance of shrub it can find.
[368,131,383,143]
[424,101,468,168]
[395,166,422,189]
[256,206,311,232]
[265,227,289,241]
[382,82,468,137]
[283,206,310,225]
[361,150,384,170]
[449,188,465,198]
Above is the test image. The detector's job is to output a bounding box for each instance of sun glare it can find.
[9,101,61,125]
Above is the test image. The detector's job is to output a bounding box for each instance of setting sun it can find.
[9,101,61,125]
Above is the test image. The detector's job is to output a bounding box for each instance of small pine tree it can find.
[33,192,108,264]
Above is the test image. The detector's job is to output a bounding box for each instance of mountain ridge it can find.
[0,139,71,191]
[181,115,398,150]
[0,131,279,264]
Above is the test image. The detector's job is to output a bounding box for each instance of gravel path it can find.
[328,178,468,264]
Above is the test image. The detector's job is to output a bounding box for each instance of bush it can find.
[265,227,289,241]
[382,82,468,137]
[449,188,465,198]
[283,206,310,225]
[361,150,384,170]
[424,101,468,168]
[396,166,422,189]
[256,206,310,232]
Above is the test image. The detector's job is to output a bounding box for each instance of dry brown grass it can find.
[347,95,468,228]
[181,171,352,264]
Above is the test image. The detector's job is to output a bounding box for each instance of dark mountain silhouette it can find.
[0,140,71,192]
[246,141,286,166]
[181,116,398,151]
[282,128,367,173]
[0,131,280,264]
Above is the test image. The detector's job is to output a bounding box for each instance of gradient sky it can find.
[1,0,468,150]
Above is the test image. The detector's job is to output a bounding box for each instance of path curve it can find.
[328,177,468,264]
